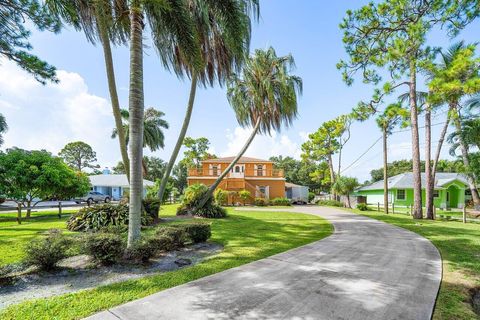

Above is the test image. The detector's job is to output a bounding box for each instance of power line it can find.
[341,121,447,174]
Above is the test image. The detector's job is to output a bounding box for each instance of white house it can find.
[89,170,155,200]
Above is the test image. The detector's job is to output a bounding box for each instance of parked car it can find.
[75,191,111,205]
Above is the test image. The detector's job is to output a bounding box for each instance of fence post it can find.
[58,201,62,219]
[392,203,395,214]
[463,206,467,224]
[433,206,436,220]
[377,202,380,212]
[16,203,22,225]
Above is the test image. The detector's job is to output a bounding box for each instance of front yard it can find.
[348,208,480,320]
[0,206,332,319]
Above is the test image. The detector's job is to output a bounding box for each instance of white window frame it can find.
[397,189,406,200]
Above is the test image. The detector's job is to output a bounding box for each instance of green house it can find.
[355,172,470,209]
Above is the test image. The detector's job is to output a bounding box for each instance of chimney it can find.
[102,167,111,175]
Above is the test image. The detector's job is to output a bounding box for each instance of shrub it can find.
[99,224,128,234]
[356,203,369,211]
[308,192,315,203]
[316,199,343,207]
[84,233,124,265]
[176,183,227,218]
[254,198,269,206]
[24,229,70,271]
[67,203,152,232]
[151,235,175,252]
[143,198,161,220]
[155,226,187,249]
[124,237,158,263]
[271,197,291,206]
[238,190,251,205]
[214,188,228,206]
[181,222,211,243]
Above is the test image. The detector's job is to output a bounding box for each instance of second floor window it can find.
[257,164,264,176]
[212,165,218,176]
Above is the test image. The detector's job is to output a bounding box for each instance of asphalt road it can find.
[86,206,441,320]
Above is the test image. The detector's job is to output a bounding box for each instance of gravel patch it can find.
[0,242,222,309]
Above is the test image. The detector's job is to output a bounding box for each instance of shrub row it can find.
[25,222,212,270]
[253,197,292,206]
[316,200,343,207]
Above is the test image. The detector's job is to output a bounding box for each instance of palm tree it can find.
[46,0,131,179]
[156,0,260,205]
[332,176,359,208]
[0,113,7,147]
[198,47,303,208]
[376,103,408,214]
[427,42,480,209]
[112,108,169,152]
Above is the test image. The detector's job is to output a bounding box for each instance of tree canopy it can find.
[58,141,99,172]
[0,148,91,212]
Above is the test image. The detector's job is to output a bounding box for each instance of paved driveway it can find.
[87,206,441,320]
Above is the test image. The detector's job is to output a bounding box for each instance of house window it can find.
[257,164,264,176]
[235,166,241,173]
[212,165,218,176]
[433,190,439,198]
[397,189,406,200]
[258,186,267,195]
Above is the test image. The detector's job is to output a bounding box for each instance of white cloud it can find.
[220,126,302,159]
[0,60,119,168]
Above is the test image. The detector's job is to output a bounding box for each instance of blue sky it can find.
[1,1,479,182]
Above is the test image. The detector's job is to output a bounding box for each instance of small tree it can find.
[331,176,359,209]
[0,148,91,220]
[214,189,228,206]
[59,141,99,172]
[239,190,251,206]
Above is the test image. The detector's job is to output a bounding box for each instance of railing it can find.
[188,168,284,178]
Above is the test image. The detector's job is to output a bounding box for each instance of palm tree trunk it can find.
[157,73,198,205]
[198,120,261,209]
[409,63,423,219]
[382,127,389,214]
[97,9,130,180]
[432,108,452,174]
[127,3,144,247]
[452,105,480,208]
[425,107,434,219]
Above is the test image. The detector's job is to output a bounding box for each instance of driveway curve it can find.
[87,206,441,320]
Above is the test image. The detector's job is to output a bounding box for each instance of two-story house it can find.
[187,156,286,204]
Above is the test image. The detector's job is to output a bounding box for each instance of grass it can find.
[347,207,480,320]
[0,210,77,266]
[0,207,332,320]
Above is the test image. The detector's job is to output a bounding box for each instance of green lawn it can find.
[0,207,332,320]
[0,209,77,266]
[347,208,480,320]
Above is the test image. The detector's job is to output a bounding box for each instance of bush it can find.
[99,224,128,234]
[214,188,228,206]
[181,222,211,243]
[308,192,315,203]
[176,183,227,218]
[124,236,158,263]
[84,233,124,265]
[254,198,269,206]
[155,226,187,249]
[316,199,343,207]
[143,198,161,220]
[356,203,369,211]
[238,190,251,205]
[24,229,70,271]
[271,197,291,206]
[67,203,152,232]
[151,235,175,252]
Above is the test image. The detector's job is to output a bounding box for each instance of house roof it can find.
[89,174,154,188]
[285,182,306,188]
[357,172,468,191]
[202,156,272,163]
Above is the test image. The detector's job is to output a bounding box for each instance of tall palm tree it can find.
[46,0,131,179]
[112,108,169,152]
[427,42,480,209]
[198,47,303,208]
[156,0,260,206]
[0,113,7,147]
[376,103,408,214]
